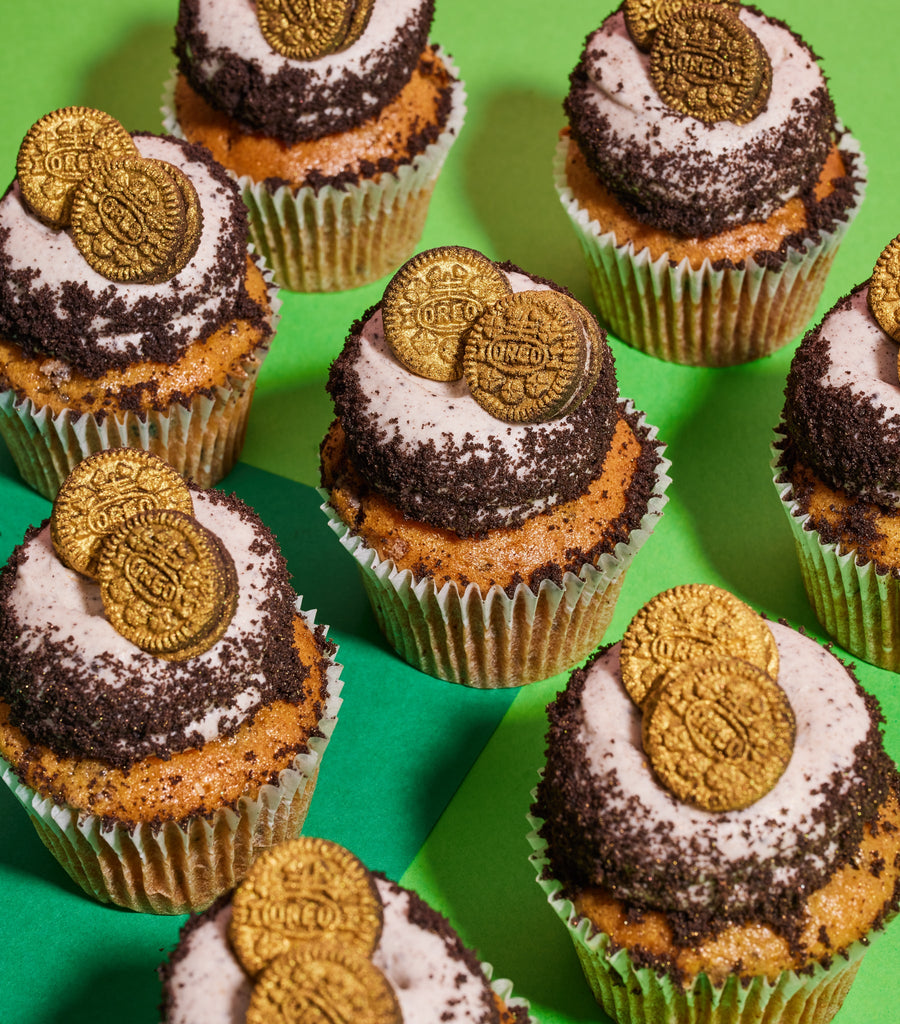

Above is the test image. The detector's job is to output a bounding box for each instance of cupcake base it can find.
[0,607,343,915]
[164,52,466,293]
[554,131,866,366]
[772,444,900,672]
[320,403,670,688]
[527,816,866,1024]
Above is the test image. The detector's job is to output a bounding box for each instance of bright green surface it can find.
[1,1,899,1022]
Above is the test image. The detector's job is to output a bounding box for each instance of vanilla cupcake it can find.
[160,837,533,1024]
[167,0,465,292]
[556,3,865,365]
[775,234,900,670]
[320,247,669,687]
[530,586,900,1024]
[0,107,278,500]
[0,451,342,914]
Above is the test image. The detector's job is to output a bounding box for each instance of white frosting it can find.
[8,490,277,755]
[0,134,242,357]
[582,8,826,221]
[352,270,580,469]
[576,622,870,907]
[191,0,426,113]
[164,877,494,1024]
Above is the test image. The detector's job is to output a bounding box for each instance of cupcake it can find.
[555,2,865,366]
[0,106,278,501]
[775,233,900,671]
[529,584,900,1024]
[320,245,670,688]
[159,836,533,1024]
[0,449,342,914]
[167,0,466,292]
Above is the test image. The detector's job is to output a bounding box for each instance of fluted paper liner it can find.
[163,50,466,292]
[483,967,536,1024]
[554,129,866,366]
[527,807,866,1024]
[0,257,280,500]
[0,605,343,915]
[321,402,670,687]
[772,440,900,671]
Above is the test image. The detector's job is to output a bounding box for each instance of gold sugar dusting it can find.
[229,837,383,979]
[868,235,900,343]
[620,584,779,708]
[16,107,137,229]
[382,246,512,382]
[641,655,796,812]
[69,157,189,283]
[256,0,373,60]
[649,5,767,124]
[246,945,402,1024]
[97,509,237,660]
[624,0,741,53]
[50,449,194,578]
[463,289,589,423]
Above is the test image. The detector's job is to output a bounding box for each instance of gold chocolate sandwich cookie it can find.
[382,246,512,382]
[69,157,190,283]
[463,289,594,423]
[97,508,238,660]
[868,234,900,344]
[256,0,373,60]
[16,106,138,229]
[650,5,766,124]
[620,583,779,707]
[161,161,204,278]
[624,0,741,53]
[50,449,194,579]
[247,945,402,1024]
[642,655,796,812]
[229,837,383,978]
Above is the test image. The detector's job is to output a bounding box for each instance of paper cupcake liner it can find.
[0,605,343,915]
[554,129,867,366]
[484,966,537,1024]
[526,811,866,1024]
[320,402,670,688]
[0,259,280,501]
[771,441,900,671]
[163,51,466,292]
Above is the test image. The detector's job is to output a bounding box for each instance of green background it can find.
[1,1,899,1021]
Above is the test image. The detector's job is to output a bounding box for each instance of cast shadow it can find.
[662,355,816,627]
[79,21,175,132]
[43,961,166,1024]
[461,86,592,297]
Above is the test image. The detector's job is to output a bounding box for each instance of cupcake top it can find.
[566,4,837,236]
[175,0,436,145]
[782,279,900,502]
[160,837,514,1024]
[0,118,265,379]
[0,455,314,769]
[533,587,900,946]
[326,252,619,537]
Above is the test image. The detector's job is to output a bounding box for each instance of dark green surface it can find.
[1,1,900,1022]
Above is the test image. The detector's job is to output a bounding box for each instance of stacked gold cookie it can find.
[381,245,604,424]
[50,449,237,661]
[623,1,772,125]
[228,837,400,1024]
[256,0,375,59]
[16,106,202,283]
[620,584,795,812]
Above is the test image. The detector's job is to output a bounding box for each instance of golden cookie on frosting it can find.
[0,106,278,500]
[0,453,342,914]
[555,3,865,365]
[168,0,466,291]
[531,586,900,1024]
[321,248,670,687]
